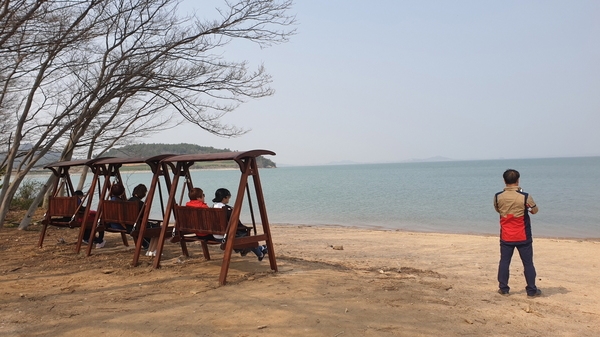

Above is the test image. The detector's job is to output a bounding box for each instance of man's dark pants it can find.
[498,242,538,295]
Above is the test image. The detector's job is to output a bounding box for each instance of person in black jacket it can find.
[212,188,267,261]
[128,184,152,252]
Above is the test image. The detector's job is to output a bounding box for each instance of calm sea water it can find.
[255,157,600,239]
[46,156,600,239]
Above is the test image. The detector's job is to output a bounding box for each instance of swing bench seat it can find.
[39,196,90,247]
[97,200,167,247]
[173,205,259,260]
[97,200,139,246]
[41,196,80,227]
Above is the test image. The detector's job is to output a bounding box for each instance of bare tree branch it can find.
[1,0,295,228]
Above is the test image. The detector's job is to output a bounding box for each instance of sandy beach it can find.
[1,224,599,336]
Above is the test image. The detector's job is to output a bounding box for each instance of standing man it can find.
[494,169,542,298]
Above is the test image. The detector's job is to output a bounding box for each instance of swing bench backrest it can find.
[101,200,141,231]
[42,196,81,227]
[172,205,255,261]
[174,206,228,237]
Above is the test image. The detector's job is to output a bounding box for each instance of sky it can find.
[145,0,600,166]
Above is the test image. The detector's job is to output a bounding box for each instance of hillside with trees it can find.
[103,143,276,169]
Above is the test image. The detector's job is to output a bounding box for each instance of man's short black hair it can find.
[503,169,520,184]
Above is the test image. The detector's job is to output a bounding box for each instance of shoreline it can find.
[271,222,600,242]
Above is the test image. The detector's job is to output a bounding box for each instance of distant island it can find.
[410,156,452,162]
[102,143,276,170]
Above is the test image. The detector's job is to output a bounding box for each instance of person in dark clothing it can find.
[107,183,127,231]
[212,188,267,261]
[77,190,105,248]
[128,184,152,253]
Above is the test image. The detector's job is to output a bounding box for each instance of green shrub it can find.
[11,179,44,210]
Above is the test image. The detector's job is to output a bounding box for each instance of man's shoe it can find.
[527,289,542,298]
[498,289,509,296]
[96,240,106,249]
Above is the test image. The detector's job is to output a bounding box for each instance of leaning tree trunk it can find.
[18,175,55,230]
[76,166,91,191]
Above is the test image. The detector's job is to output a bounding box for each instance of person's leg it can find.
[109,223,125,230]
[126,225,149,249]
[142,237,150,250]
[146,237,158,256]
[249,246,265,261]
[93,230,106,248]
[233,231,265,261]
[516,243,538,295]
[83,228,91,243]
[92,231,103,243]
[498,243,515,293]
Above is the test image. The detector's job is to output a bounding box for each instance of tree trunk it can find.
[18,175,55,230]
[76,166,91,191]
[1,0,295,228]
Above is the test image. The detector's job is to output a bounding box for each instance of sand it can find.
[0,224,599,336]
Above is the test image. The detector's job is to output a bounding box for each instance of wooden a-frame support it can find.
[153,150,278,285]
[38,159,103,249]
[82,155,174,265]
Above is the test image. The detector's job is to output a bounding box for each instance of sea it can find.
[33,156,600,239]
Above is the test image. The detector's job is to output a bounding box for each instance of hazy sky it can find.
[146,1,600,166]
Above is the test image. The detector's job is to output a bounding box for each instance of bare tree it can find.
[1,0,105,227]
[1,0,295,228]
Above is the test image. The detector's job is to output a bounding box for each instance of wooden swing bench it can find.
[96,200,165,247]
[173,206,261,260]
[42,196,80,227]
[96,200,139,247]
[39,196,87,247]
[152,150,277,285]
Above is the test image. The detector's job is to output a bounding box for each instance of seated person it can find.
[107,183,128,231]
[184,187,214,241]
[128,184,154,255]
[212,188,268,261]
[105,183,152,252]
[76,190,105,248]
